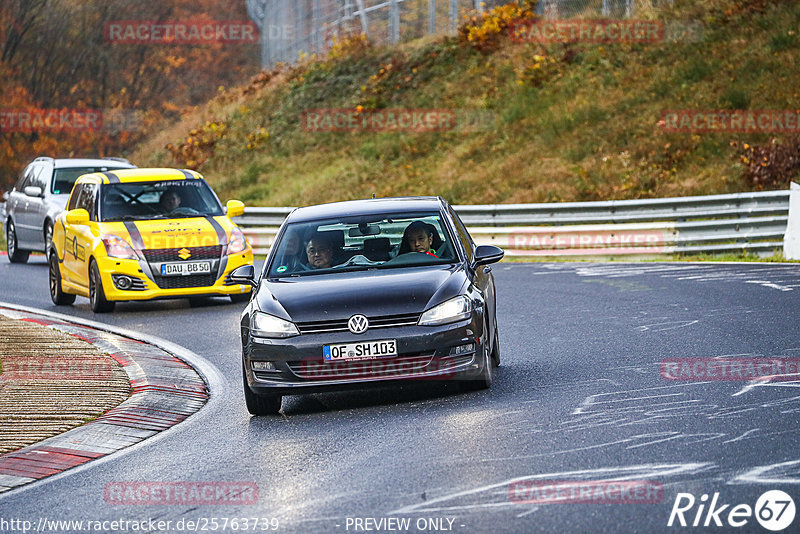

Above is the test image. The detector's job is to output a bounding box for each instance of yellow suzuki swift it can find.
[49,168,254,312]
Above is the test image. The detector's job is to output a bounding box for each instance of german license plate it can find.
[323,339,398,361]
[160,261,212,276]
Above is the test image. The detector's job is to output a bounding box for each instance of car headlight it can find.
[227,227,248,255]
[418,296,472,326]
[101,235,137,260]
[252,311,299,338]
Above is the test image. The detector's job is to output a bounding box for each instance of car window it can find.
[31,165,49,191]
[67,184,83,211]
[76,184,98,220]
[448,206,475,262]
[52,167,127,195]
[98,179,224,221]
[15,164,35,191]
[267,211,457,278]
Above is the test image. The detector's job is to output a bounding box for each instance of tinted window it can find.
[67,184,83,211]
[31,165,49,191]
[52,167,127,195]
[99,179,224,221]
[448,206,475,261]
[76,184,98,220]
[267,211,457,277]
[15,165,35,191]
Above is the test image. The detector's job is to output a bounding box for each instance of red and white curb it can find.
[0,303,223,495]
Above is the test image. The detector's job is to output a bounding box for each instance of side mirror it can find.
[226,200,245,218]
[24,186,43,197]
[229,264,256,286]
[66,208,90,226]
[473,245,504,267]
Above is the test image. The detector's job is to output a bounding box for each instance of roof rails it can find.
[33,156,54,163]
[103,157,131,164]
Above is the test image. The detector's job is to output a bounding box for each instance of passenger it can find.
[275,231,304,272]
[400,221,441,257]
[305,234,335,269]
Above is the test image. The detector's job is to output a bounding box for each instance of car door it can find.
[448,205,497,336]
[26,162,52,251]
[12,163,40,247]
[62,183,97,287]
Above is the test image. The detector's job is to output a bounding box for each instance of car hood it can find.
[257,264,468,323]
[101,216,231,250]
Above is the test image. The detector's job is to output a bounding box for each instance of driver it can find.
[305,234,335,269]
[400,221,439,257]
[159,188,182,212]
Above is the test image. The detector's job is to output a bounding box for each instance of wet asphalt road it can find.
[1,258,799,533]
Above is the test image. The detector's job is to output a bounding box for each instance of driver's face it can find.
[407,229,433,253]
[161,192,181,211]
[306,239,332,269]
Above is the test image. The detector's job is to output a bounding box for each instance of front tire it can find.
[49,253,75,305]
[6,220,29,264]
[463,320,493,391]
[89,260,115,313]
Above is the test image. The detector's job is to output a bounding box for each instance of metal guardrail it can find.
[233,191,790,257]
[3,190,788,257]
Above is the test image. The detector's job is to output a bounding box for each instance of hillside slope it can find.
[131,0,800,207]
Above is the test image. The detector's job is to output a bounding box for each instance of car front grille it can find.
[285,352,465,380]
[142,245,223,263]
[152,274,219,289]
[296,313,421,334]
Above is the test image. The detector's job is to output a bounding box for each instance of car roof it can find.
[52,158,136,169]
[75,168,202,185]
[286,197,446,223]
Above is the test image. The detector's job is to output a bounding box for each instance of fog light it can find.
[450,343,475,356]
[252,361,276,371]
[116,276,132,290]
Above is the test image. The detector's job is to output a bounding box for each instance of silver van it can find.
[4,157,136,263]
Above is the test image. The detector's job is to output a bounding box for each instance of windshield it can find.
[52,167,129,195]
[267,212,458,277]
[99,180,224,221]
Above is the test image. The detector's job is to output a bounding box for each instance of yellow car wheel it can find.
[49,253,75,306]
[89,260,115,313]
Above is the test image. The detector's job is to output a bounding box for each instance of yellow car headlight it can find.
[227,227,248,255]
[101,235,137,260]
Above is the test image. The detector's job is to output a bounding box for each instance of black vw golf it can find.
[230,197,504,415]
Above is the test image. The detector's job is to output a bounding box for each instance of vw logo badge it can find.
[348,314,369,334]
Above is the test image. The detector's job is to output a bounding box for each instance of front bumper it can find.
[243,318,486,396]
[96,249,253,301]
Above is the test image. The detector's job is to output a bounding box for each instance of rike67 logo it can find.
[668,490,795,531]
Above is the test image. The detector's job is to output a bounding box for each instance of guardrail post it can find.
[784,182,800,259]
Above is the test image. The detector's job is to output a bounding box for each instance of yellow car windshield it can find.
[99,180,224,221]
